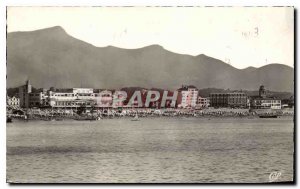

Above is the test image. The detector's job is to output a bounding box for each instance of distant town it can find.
[6,79,294,121]
[7,80,294,110]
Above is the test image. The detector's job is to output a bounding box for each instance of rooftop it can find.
[250,95,279,100]
[210,92,246,95]
[177,85,198,91]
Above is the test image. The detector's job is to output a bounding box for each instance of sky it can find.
[7,6,294,69]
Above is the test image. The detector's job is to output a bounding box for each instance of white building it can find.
[47,88,117,108]
[49,88,96,108]
[177,85,198,108]
[251,98,281,109]
[196,96,210,109]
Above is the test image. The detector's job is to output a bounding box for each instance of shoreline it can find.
[7,107,294,122]
[7,113,294,122]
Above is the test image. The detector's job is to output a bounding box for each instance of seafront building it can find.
[48,88,96,108]
[29,88,48,107]
[47,88,122,108]
[196,96,210,109]
[17,81,153,109]
[14,80,283,110]
[18,80,32,108]
[250,98,281,109]
[16,81,209,109]
[7,95,20,109]
[209,92,248,108]
[177,85,199,108]
[250,85,281,109]
[18,81,108,108]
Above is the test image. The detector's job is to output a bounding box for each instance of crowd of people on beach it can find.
[7,106,294,121]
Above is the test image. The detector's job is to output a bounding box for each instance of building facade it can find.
[18,80,32,108]
[251,98,281,109]
[209,92,248,108]
[48,88,109,108]
[7,96,20,108]
[29,88,49,107]
[196,96,210,109]
[177,85,198,108]
[250,85,281,110]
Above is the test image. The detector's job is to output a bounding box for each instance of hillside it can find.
[7,26,294,92]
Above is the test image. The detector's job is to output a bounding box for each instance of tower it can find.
[259,85,267,98]
[19,80,32,108]
[26,80,32,93]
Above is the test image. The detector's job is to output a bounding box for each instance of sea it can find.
[6,117,294,183]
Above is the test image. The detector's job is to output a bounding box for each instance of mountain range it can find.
[7,26,294,92]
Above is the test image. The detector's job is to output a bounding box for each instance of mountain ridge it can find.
[7,26,294,68]
[7,26,294,92]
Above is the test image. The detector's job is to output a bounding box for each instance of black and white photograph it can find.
[6,6,294,183]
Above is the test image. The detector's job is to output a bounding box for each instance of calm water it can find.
[7,117,294,183]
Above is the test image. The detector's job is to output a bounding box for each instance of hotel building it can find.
[209,92,248,108]
[177,85,199,108]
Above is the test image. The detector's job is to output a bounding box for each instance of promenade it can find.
[7,107,294,121]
